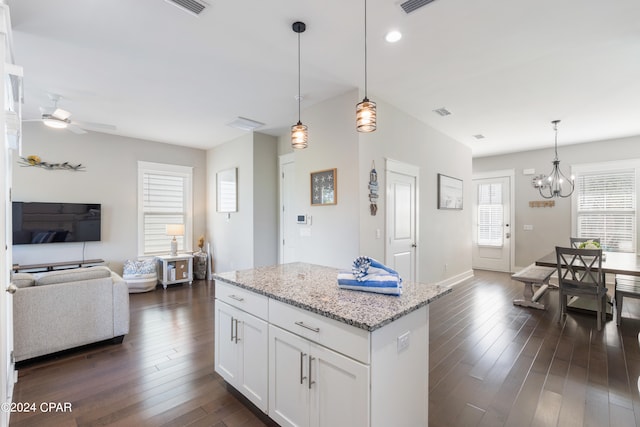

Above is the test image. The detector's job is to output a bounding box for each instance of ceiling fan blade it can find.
[52,108,72,120]
[67,123,87,134]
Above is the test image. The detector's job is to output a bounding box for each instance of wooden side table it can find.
[155,254,194,289]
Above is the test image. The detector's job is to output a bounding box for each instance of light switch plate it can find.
[397,331,410,352]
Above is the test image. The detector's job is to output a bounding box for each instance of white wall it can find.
[253,133,278,267]
[276,89,473,281]
[12,123,207,274]
[207,132,278,272]
[277,90,360,269]
[473,135,640,267]
[358,94,473,283]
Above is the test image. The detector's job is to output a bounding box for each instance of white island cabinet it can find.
[213,263,452,427]
[214,281,268,412]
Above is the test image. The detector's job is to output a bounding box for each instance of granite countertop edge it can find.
[212,273,452,332]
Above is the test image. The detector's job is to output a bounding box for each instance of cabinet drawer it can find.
[269,299,370,364]
[215,281,268,320]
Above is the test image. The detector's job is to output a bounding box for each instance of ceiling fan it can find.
[25,94,116,134]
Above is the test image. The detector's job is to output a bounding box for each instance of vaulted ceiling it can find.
[9,0,640,157]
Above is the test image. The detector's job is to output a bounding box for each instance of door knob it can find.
[411,243,417,248]
[6,284,17,294]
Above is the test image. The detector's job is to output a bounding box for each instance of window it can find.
[572,160,639,253]
[138,161,193,256]
[477,182,503,247]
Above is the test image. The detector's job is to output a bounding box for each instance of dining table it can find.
[535,250,640,316]
[535,250,640,277]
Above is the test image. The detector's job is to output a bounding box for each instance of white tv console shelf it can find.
[12,259,105,273]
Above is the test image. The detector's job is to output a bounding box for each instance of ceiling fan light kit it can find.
[42,114,70,129]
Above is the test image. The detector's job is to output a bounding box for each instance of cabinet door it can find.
[310,343,370,427]
[269,325,310,427]
[238,311,268,412]
[214,300,239,385]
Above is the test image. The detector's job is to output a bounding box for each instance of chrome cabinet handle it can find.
[228,294,245,302]
[295,321,320,333]
[230,317,235,342]
[308,356,315,389]
[234,319,240,344]
[300,352,307,384]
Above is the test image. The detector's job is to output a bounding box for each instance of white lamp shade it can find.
[166,224,185,236]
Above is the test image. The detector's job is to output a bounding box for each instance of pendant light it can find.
[291,21,308,149]
[538,120,575,199]
[356,0,376,132]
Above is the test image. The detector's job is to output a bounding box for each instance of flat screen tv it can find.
[12,202,101,245]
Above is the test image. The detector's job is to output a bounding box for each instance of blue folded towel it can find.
[338,257,403,296]
[337,272,402,296]
[352,256,400,281]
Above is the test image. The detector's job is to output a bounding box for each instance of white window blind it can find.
[477,183,503,247]
[138,162,193,256]
[576,169,636,252]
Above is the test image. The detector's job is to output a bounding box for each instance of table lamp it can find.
[166,224,184,256]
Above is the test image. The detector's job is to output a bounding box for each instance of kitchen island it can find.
[213,262,451,427]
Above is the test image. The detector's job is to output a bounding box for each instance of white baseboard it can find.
[437,269,474,287]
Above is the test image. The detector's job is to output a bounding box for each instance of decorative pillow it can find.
[123,259,156,276]
[34,266,111,286]
[11,273,35,288]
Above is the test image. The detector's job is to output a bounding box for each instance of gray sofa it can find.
[11,266,130,362]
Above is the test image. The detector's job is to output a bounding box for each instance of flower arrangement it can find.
[578,240,601,249]
[197,235,205,250]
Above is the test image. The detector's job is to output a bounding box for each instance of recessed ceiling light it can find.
[385,30,402,43]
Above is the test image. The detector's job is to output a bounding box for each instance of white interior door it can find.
[279,155,296,264]
[472,174,513,272]
[386,160,419,283]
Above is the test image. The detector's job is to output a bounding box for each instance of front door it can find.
[386,160,419,283]
[472,174,512,272]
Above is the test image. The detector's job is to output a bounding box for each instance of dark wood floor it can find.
[9,270,640,426]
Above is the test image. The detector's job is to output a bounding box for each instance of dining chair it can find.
[555,246,608,331]
[570,237,601,249]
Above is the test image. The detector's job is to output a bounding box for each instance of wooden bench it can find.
[511,265,556,310]
[614,275,640,325]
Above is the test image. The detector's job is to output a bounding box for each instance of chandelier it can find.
[538,120,574,199]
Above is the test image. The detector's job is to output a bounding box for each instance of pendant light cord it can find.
[553,120,559,160]
[297,31,301,123]
[364,0,368,99]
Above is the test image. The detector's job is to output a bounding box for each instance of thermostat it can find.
[296,215,307,224]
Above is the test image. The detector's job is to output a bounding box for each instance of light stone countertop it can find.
[213,262,452,332]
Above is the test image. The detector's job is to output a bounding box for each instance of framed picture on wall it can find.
[437,173,463,210]
[310,168,337,206]
[217,168,238,212]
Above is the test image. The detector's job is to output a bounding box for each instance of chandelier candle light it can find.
[538,120,574,199]
[291,21,308,149]
[356,0,376,132]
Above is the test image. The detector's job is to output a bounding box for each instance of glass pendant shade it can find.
[356,98,377,132]
[291,121,308,149]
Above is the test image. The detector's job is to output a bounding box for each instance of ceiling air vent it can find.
[227,117,265,132]
[165,0,208,16]
[433,107,451,117]
[400,0,437,14]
